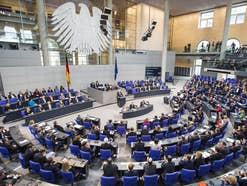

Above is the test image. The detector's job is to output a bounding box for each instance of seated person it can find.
[144,157,156,175]
[208,146,224,162]
[150,139,162,151]
[141,125,149,135]
[61,159,81,180]
[76,115,83,122]
[218,141,230,155]
[200,131,212,145]
[81,142,94,157]
[23,144,39,166]
[179,154,194,170]
[221,174,239,186]
[28,98,36,107]
[161,155,175,176]
[188,131,200,144]
[124,163,138,177]
[0,137,18,155]
[72,136,81,147]
[101,138,113,151]
[229,140,241,153]
[134,138,145,152]
[129,102,137,110]
[103,158,119,178]
[32,148,48,166]
[192,151,205,170]
[127,127,137,137]
[106,120,114,130]
[91,125,100,140]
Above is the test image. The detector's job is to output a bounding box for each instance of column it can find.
[161,0,170,81]
[220,0,232,60]
[107,0,113,64]
[36,0,49,66]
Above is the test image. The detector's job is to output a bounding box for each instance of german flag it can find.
[65,54,71,85]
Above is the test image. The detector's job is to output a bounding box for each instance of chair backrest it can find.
[100,134,107,141]
[40,169,55,183]
[69,144,80,157]
[234,147,243,159]
[64,130,74,138]
[154,133,163,140]
[87,133,97,140]
[211,159,225,172]
[224,152,234,166]
[21,110,26,117]
[123,176,138,186]
[117,126,126,135]
[60,170,74,184]
[213,135,221,144]
[80,150,92,162]
[0,146,10,158]
[197,163,211,177]
[127,136,137,145]
[166,132,177,138]
[152,122,160,128]
[101,176,116,186]
[204,138,213,148]
[144,174,158,186]
[166,145,177,156]
[34,134,45,145]
[162,119,169,127]
[133,151,146,162]
[171,118,178,124]
[181,168,196,183]
[141,135,151,142]
[180,143,191,155]
[45,138,54,150]
[100,149,112,160]
[84,121,92,129]
[29,160,41,174]
[149,149,161,161]
[18,153,27,169]
[164,172,179,186]
[192,139,201,152]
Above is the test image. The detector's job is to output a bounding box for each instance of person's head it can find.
[167,155,172,162]
[226,175,237,184]
[156,125,161,131]
[130,127,134,132]
[104,137,109,143]
[40,148,46,155]
[62,159,71,171]
[143,125,147,130]
[128,163,134,171]
[28,144,34,151]
[195,151,202,159]
[107,158,112,164]
[0,126,3,132]
[108,120,112,123]
[147,157,153,165]
[154,138,159,145]
[221,141,227,147]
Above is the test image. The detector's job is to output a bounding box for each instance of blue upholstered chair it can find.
[181,169,196,183]
[69,144,80,157]
[211,159,225,172]
[101,176,116,186]
[163,172,179,186]
[29,160,41,174]
[123,176,138,186]
[144,174,158,186]
[166,145,177,156]
[80,150,92,163]
[60,170,74,185]
[18,153,27,169]
[127,136,137,145]
[40,169,55,183]
[149,149,161,161]
[141,135,151,142]
[100,149,112,160]
[180,143,191,155]
[133,151,146,162]
[197,163,211,177]
[0,146,11,159]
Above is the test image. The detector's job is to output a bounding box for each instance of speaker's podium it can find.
[117,96,126,107]
[87,87,118,104]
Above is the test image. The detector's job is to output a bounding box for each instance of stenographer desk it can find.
[122,104,153,119]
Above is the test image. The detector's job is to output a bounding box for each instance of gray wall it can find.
[0,50,41,67]
[116,50,176,76]
[0,64,145,95]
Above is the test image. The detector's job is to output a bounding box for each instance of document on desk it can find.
[226,138,235,143]
[19,139,29,144]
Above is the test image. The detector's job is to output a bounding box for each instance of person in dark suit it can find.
[32,149,48,166]
[23,144,38,166]
[141,125,149,135]
[218,141,230,155]
[208,146,224,162]
[81,142,94,157]
[193,151,205,170]
[43,157,60,178]
[229,140,241,153]
[134,138,145,152]
[188,132,200,144]
[144,157,156,175]
[101,138,114,152]
[103,158,119,178]
[200,131,212,145]
[161,155,175,176]
[124,163,138,177]
[179,155,194,170]
[127,128,137,137]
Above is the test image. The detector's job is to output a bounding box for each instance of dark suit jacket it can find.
[144,164,156,175]
[161,161,175,175]
[141,129,149,135]
[179,159,194,170]
[23,149,36,163]
[193,157,205,169]
[209,152,224,162]
[229,145,241,153]
[127,132,137,137]
[134,142,145,151]
[103,163,118,177]
[124,170,138,177]
[33,152,48,165]
[101,143,113,151]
